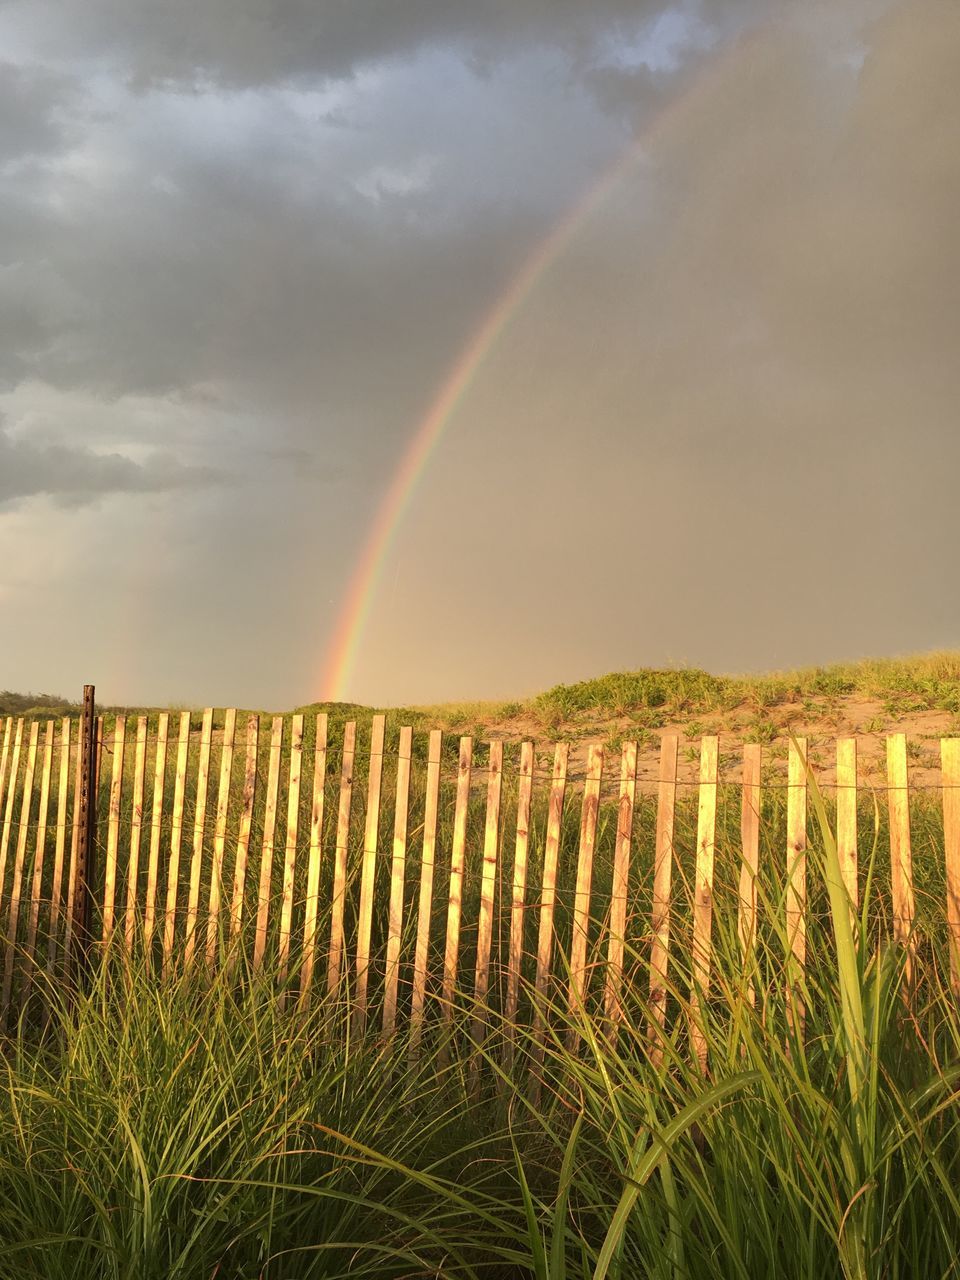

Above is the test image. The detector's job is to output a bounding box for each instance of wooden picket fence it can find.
[2,709,960,1059]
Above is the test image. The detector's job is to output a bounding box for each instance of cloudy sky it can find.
[0,0,957,708]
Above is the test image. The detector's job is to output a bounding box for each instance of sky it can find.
[0,0,957,708]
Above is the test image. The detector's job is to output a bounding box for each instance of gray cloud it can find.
[0,61,76,161]
[0,0,957,707]
[4,0,749,88]
[0,418,217,508]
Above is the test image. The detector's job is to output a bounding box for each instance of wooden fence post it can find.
[785,737,808,1041]
[648,734,678,1064]
[690,735,719,1073]
[739,743,761,1007]
[72,685,99,983]
[565,744,604,1049]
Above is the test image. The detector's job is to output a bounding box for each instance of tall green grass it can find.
[9,647,960,731]
[4,778,960,1278]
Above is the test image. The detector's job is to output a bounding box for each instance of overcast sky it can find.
[0,0,957,708]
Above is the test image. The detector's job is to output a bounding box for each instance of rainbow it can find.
[319,35,756,702]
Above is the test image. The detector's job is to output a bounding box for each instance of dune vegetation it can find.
[2,766,960,1279]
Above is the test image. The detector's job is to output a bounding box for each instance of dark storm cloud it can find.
[0,37,654,474]
[3,0,957,707]
[0,61,76,161]
[0,417,216,508]
[5,0,746,87]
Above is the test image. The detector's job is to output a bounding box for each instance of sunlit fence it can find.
[1,707,959,1063]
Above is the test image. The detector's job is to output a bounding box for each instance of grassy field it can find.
[3,655,960,1276]
[8,649,960,738]
[1,774,959,1275]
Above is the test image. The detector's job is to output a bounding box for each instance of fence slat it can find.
[229,715,260,949]
[143,713,170,955]
[690,735,719,1072]
[887,733,916,990]
[184,708,214,967]
[205,709,236,970]
[1,720,39,1021]
[409,729,442,1056]
[470,740,504,1067]
[277,713,304,991]
[102,715,126,942]
[441,737,473,1030]
[355,715,386,1032]
[124,718,148,951]
[23,720,54,990]
[253,716,284,974]
[327,721,356,998]
[604,740,638,1039]
[46,719,71,977]
[941,739,960,996]
[504,740,535,1070]
[0,720,11,822]
[531,742,569,1075]
[96,715,104,801]
[299,713,328,1008]
[0,720,12,862]
[836,737,858,913]
[738,743,762,1006]
[565,743,604,1048]
[61,732,84,975]
[649,734,679,1060]
[0,719,25,907]
[161,711,192,973]
[383,725,413,1037]
[786,737,808,1038]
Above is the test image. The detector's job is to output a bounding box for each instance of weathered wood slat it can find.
[46,719,71,977]
[604,740,638,1039]
[785,737,808,1038]
[23,720,54,989]
[205,708,236,970]
[162,712,192,973]
[327,721,356,998]
[1,721,39,1021]
[470,740,504,1066]
[0,720,12,857]
[0,719,24,907]
[96,715,104,802]
[124,718,148,951]
[253,716,284,973]
[298,713,328,1007]
[649,734,679,1060]
[738,743,762,1007]
[941,739,960,996]
[887,733,916,990]
[409,729,442,1056]
[441,736,473,1027]
[690,735,719,1072]
[565,743,604,1048]
[183,708,214,967]
[836,737,858,914]
[354,714,386,1032]
[503,740,534,1069]
[61,731,84,975]
[383,725,413,1037]
[299,716,330,1003]
[277,713,304,991]
[229,715,260,950]
[531,742,569,1075]
[102,715,126,942]
[143,713,170,955]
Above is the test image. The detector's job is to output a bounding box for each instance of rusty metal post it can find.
[72,684,99,981]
